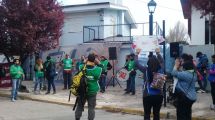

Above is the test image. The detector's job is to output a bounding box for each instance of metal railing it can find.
[83,22,163,43]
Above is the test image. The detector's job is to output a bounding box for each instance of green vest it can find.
[35,64,44,78]
[10,64,24,79]
[100,59,109,72]
[127,60,135,71]
[62,58,72,70]
[80,65,102,96]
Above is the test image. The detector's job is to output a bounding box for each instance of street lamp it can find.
[148,0,157,35]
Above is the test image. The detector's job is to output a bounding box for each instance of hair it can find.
[182,61,194,70]
[212,54,215,59]
[36,58,43,65]
[196,52,202,58]
[47,56,51,60]
[147,56,161,83]
[13,59,20,63]
[88,54,95,62]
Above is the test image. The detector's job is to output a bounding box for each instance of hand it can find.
[95,58,100,65]
[174,58,181,70]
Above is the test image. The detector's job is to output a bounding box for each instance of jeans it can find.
[176,95,194,120]
[99,74,106,91]
[129,75,136,93]
[143,95,163,120]
[75,94,97,120]
[211,82,215,105]
[63,71,72,89]
[11,79,20,100]
[202,74,208,90]
[47,77,56,92]
[34,77,43,91]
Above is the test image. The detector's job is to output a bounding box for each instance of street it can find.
[0,97,143,120]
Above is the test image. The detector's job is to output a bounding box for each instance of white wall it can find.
[60,11,100,46]
[191,6,205,45]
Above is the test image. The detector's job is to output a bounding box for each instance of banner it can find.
[132,35,159,52]
[0,63,11,88]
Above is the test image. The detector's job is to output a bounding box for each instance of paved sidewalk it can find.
[0,80,215,120]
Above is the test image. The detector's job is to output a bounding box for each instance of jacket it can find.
[79,64,102,96]
[208,63,215,82]
[10,64,24,79]
[172,70,197,101]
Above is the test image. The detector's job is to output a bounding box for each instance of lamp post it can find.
[148,0,157,35]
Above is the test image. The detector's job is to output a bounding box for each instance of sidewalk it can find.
[0,80,215,120]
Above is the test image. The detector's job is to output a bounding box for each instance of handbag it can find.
[171,72,194,107]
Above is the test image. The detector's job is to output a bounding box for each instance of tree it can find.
[190,0,215,27]
[0,0,64,62]
[166,21,190,44]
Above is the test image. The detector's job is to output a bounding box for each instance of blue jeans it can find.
[11,79,20,100]
[99,74,106,91]
[47,77,56,92]
[34,77,43,91]
[129,75,136,93]
[202,74,208,90]
[63,71,72,89]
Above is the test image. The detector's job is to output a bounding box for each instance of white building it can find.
[60,1,136,46]
[180,0,215,45]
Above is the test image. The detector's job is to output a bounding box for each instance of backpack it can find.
[70,65,87,96]
[150,73,166,90]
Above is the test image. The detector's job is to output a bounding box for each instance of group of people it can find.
[7,50,215,120]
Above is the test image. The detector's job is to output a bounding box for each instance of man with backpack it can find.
[44,56,56,94]
[75,53,102,120]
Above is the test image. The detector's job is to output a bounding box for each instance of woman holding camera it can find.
[171,57,197,120]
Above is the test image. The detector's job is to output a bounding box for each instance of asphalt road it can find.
[0,97,143,120]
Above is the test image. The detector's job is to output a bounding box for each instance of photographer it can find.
[75,53,102,120]
[171,56,197,120]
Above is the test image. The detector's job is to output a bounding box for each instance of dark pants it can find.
[75,94,96,120]
[143,95,163,120]
[126,75,136,93]
[47,77,56,93]
[197,79,204,90]
[211,82,215,105]
[99,74,106,92]
[202,74,208,90]
[63,71,72,89]
[176,95,194,120]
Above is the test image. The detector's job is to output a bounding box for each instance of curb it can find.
[0,92,214,120]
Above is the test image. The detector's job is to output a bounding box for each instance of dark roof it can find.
[180,0,191,19]
[62,2,110,8]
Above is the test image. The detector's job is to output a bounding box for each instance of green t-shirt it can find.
[127,60,135,71]
[100,59,109,72]
[79,65,102,96]
[62,58,73,70]
[10,64,24,79]
[35,64,44,78]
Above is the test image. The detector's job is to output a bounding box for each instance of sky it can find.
[58,0,188,34]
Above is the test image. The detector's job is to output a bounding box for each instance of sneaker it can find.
[124,91,130,94]
[45,92,50,95]
[210,104,215,110]
[11,99,15,102]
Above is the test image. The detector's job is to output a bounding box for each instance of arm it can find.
[209,65,215,74]
[134,55,146,73]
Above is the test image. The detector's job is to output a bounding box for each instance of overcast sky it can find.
[58,0,188,34]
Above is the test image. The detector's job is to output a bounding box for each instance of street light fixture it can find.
[148,0,157,35]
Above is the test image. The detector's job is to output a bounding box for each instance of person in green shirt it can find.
[75,54,102,120]
[33,58,44,94]
[99,56,112,93]
[124,53,137,95]
[61,54,73,90]
[10,59,24,102]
